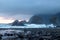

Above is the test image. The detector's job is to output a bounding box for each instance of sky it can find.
[0,0,60,23]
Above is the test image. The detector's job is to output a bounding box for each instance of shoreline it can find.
[0,28,60,31]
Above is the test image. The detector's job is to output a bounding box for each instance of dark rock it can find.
[20,20,27,24]
[17,21,25,26]
[29,14,53,24]
[0,34,2,40]
[50,12,60,26]
[12,20,19,26]
[39,38,44,40]
[50,16,58,25]
[29,15,42,24]
[56,26,60,27]
[11,20,25,26]
[29,13,60,25]
[55,12,60,26]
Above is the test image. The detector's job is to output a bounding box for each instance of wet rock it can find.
[29,15,42,24]
[11,20,25,26]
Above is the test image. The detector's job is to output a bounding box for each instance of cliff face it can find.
[29,13,60,25]
[29,15,42,24]
[56,13,60,26]
[29,14,53,24]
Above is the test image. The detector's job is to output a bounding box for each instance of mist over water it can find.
[0,24,55,28]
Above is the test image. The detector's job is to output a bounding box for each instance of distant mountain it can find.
[29,13,60,25]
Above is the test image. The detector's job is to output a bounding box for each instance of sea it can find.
[0,24,56,28]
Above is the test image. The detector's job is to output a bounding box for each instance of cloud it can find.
[0,0,60,20]
[0,16,14,23]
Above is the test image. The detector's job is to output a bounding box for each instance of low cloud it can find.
[0,0,60,20]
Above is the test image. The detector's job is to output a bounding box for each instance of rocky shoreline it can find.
[0,28,60,40]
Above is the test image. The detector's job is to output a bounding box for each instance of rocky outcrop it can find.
[55,12,60,26]
[50,16,58,25]
[29,13,60,25]
[29,14,53,24]
[11,20,26,26]
[11,20,19,26]
[29,15,42,24]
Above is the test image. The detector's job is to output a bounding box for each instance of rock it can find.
[29,15,42,24]
[29,13,60,25]
[29,14,53,24]
[11,20,25,26]
[12,20,19,26]
[20,20,27,24]
[17,21,25,26]
[50,12,60,26]
[55,12,60,26]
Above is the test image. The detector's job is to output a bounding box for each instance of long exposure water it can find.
[0,24,56,28]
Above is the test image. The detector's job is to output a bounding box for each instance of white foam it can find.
[0,24,55,28]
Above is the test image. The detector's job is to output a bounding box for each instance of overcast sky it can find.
[0,0,60,20]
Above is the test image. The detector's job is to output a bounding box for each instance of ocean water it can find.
[0,24,56,28]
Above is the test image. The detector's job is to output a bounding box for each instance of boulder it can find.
[12,20,19,26]
[11,20,25,26]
